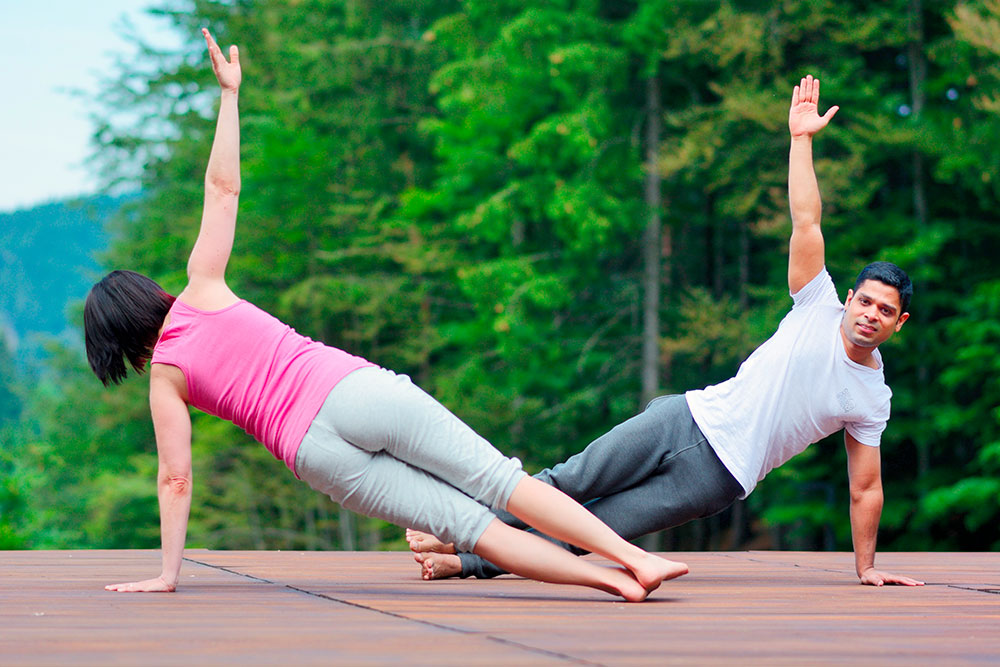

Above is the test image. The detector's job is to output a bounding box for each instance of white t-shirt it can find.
[685,268,891,497]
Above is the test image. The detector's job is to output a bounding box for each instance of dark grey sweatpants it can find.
[457,394,744,578]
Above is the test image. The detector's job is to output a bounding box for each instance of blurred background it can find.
[1,0,998,554]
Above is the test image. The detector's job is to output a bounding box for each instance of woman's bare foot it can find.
[414,552,463,580]
[628,554,689,593]
[598,567,651,602]
[406,528,456,554]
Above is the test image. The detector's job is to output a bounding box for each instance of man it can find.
[408,75,923,587]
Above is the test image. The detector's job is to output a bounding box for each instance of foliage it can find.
[2,0,998,553]
[0,198,115,361]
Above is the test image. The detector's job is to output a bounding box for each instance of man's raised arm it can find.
[787,75,838,294]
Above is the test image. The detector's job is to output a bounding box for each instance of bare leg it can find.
[505,477,688,591]
[409,478,689,588]
[472,519,650,601]
[414,552,463,579]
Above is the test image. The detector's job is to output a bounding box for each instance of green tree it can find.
[10,0,1000,554]
[0,0,447,551]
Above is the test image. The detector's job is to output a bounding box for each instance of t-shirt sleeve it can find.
[845,420,886,447]
[791,267,841,310]
[845,395,890,447]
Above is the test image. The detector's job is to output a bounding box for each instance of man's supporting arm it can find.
[845,432,924,586]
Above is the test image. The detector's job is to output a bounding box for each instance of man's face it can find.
[841,280,909,349]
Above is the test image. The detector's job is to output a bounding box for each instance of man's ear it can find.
[844,288,854,309]
[894,311,909,331]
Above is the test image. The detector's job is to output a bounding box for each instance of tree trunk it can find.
[641,72,662,409]
[738,218,750,309]
[908,0,931,489]
[713,216,725,300]
[639,71,672,552]
[339,507,356,550]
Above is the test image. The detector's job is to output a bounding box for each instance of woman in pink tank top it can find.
[83,29,687,601]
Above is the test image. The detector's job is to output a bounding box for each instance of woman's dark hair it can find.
[84,270,175,386]
[853,261,913,314]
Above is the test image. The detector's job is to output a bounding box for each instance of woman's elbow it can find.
[160,474,193,496]
[205,178,241,199]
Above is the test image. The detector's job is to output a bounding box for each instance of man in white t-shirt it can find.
[409,75,923,587]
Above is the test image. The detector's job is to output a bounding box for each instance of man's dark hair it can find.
[84,270,176,386]
[854,261,912,314]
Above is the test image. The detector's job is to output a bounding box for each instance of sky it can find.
[0,0,181,213]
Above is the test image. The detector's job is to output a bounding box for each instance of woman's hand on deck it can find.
[105,576,176,593]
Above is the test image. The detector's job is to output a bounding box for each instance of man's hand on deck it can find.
[859,567,925,587]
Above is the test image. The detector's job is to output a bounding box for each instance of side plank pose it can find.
[408,76,925,588]
[84,30,688,601]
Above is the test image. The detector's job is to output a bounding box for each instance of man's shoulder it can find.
[791,268,841,309]
[781,296,843,333]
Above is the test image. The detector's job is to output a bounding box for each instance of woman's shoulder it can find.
[176,280,240,311]
[150,361,190,403]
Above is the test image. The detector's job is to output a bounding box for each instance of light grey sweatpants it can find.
[294,366,526,553]
[458,394,744,577]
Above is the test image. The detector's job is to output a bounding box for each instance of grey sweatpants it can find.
[294,366,526,553]
[458,394,743,578]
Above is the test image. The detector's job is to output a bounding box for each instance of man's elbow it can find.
[850,483,883,507]
[790,209,820,230]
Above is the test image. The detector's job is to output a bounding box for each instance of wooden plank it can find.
[1,550,997,665]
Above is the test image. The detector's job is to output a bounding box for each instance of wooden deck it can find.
[2,550,997,665]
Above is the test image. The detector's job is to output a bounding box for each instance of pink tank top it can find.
[151,299,375,473]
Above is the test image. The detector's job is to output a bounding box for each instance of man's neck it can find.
[839,327,879,369]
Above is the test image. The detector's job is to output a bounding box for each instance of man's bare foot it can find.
[628,554,689,593]
[414,552,463,580]
[406,528,456,554]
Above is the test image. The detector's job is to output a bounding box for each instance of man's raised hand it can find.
[203,28,241,92]
[789,74,838,138]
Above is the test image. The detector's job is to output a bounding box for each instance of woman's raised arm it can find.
[186,28,241,289]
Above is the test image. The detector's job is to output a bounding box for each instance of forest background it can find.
[2,0,999,554]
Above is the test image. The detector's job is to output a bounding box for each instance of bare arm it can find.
[788,75,838,294]
[105,366,193,593]
[845,432,923,586]
[186,28,242,291]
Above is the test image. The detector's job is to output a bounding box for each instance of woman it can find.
[85,29,688,601]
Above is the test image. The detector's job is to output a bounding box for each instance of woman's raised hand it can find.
[203,28,240,92]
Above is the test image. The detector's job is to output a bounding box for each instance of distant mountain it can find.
[0,195,126,361]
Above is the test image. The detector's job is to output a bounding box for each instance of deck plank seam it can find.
[717,553,999,593]
[947,585,1000,595]
[184,555,603,666]
[717,552,854,576]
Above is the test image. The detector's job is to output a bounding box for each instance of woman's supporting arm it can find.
[106,365,193,592]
